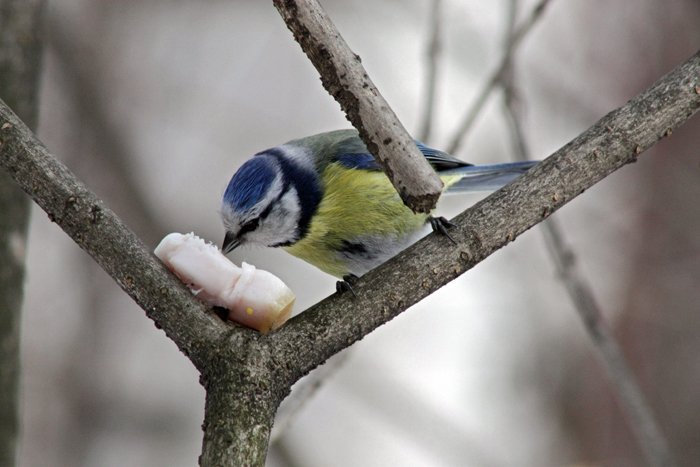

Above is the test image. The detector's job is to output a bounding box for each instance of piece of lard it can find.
[154,232,294,332]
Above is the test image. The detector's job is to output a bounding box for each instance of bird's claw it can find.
[430,216,458,244]
[336,274,358,298]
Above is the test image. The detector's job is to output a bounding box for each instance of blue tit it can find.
[220,129,536,286]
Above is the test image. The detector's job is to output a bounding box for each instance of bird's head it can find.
[220,154,303,254]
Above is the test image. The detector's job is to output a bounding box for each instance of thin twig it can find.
[417,0,442,143]
[446,0,552,155]
[500,36,676,467]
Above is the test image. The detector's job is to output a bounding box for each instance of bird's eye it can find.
[239,218,260,235]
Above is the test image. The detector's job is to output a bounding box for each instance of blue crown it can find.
[224,157,277,211]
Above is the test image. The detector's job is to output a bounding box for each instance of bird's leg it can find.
[430,216,458,244]
[336,274,359,298]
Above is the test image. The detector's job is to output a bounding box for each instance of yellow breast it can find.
[283,163,460,278]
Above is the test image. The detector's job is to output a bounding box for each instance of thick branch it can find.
[0,101,225,370]
[0,102,288,465]
[272,0,443,213]
[198,334,288,467]
[271,49,700,385]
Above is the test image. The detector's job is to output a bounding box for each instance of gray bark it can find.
[272,0,443,213]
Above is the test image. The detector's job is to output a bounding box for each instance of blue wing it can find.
[332,136,537,193]
[336,152,381,170]
[336,141,473,172]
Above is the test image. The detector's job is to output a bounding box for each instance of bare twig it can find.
[511,0,553,46]
[272,0,443,213]
[501,37,676,467]
[1,45,699,467]
[417,0,442,143]
[446,0,552,155]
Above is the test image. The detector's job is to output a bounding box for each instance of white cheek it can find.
[250,188,302,247]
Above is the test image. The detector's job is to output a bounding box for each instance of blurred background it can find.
[14,0,700,465]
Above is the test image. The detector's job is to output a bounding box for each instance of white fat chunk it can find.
[154,233,295,332]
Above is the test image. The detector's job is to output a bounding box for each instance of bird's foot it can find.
[212,306,229,322]
[430,216,458,244]
[336,274,359,298]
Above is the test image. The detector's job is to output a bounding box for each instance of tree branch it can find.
[1,43,699,467]
[0,101,225,371]
[270,49,700,385]
[272,0,443,213]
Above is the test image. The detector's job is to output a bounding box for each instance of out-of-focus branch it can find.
[417,0,442,143]
[46,10,168,247]
[272,0,443,214]
[500,15,675,465]
[0,1,45,466]
[0,0,44,130]
[542,216,675,467]
[503,96,676,467]
[446,0,552,155]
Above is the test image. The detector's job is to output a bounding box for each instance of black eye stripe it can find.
[239,218,259,235]
[238,190,283,237]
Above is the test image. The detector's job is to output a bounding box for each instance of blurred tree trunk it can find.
[0,0,45,465]
[567,3,700,464]
[572,103,700,467]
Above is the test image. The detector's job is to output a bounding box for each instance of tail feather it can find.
[441,160,538,194]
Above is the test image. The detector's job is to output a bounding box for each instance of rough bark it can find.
[269,51,700,384]
[0,100,224,370]
[272,0,443,213]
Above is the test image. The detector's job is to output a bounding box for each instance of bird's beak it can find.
[222,232,240,255]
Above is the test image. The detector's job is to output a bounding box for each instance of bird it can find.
[220,129,537,293]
